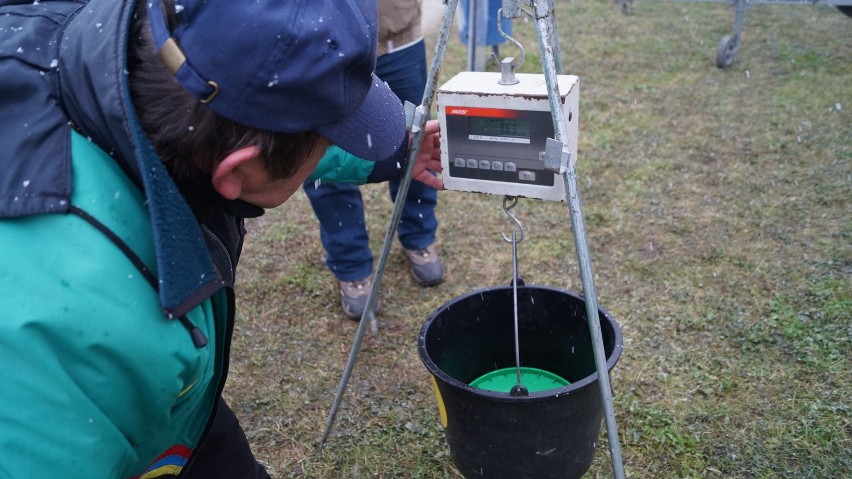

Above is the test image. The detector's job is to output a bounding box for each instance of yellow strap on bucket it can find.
[431,377,448,428]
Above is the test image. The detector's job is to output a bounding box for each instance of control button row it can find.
[452,157,538,182]
[454,157,517,172]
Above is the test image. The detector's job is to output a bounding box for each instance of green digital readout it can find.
[468,117,530,140]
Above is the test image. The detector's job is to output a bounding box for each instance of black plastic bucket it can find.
[418,285,623,479]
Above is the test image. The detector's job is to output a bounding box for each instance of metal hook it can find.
[501,196,525,244]
[488,8,526,71]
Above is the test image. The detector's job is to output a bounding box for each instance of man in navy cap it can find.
[0,0,441,477]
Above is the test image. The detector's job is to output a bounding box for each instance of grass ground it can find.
[228,1,850,477]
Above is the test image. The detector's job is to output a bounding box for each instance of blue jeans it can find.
[303,39,438,281]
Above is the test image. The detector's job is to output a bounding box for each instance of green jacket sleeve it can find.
[309,133,411,185]
[307,145,376,185]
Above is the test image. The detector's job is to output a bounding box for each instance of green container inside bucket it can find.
[470,366,569,393]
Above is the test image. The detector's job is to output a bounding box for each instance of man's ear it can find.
[211,146,261,200]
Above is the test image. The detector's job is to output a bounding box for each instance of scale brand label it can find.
[445,106,522,118]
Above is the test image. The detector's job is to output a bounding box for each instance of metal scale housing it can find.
[437,71,579,202]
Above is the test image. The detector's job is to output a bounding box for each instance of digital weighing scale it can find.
[437,71,579,202]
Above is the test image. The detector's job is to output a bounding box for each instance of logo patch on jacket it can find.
[134,444,192,479]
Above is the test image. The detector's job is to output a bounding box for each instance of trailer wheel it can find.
[716,34,740,69]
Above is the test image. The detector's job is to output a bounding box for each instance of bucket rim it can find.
[418,284,624,401]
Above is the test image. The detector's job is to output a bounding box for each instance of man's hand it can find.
[412,120,443,190]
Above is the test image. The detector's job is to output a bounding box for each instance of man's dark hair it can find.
[127,0,322,181]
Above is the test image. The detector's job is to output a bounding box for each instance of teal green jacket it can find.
[0,125,387,479]
[0,132,227,478]
[0,0,402,477]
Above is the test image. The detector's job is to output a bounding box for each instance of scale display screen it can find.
[468,117,531,144]
[443,106,555,188]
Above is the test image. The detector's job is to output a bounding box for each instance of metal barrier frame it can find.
[626,0,852,68]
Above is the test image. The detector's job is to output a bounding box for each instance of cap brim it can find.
[316,73,407,162]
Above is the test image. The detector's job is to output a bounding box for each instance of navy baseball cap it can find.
[146,0,406,162]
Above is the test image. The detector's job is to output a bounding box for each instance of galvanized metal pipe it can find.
[532,0,570,172]
[543,4,564,74]
[466,0,478,71]
[533,1,626,477]
[733,0,749,39]
[562,171,627,479]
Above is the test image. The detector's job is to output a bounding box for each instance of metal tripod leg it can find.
[562,171,627,479]
[533,1,626,477]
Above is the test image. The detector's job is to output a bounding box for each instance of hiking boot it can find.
[403,244,445,287]
[339,275,380,321]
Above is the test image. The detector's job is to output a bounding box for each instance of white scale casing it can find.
[437,71,579,202]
